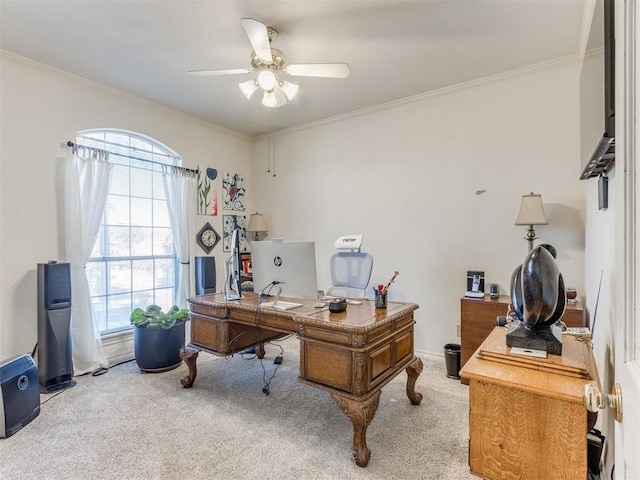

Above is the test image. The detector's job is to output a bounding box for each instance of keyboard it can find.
[260,300,303,311]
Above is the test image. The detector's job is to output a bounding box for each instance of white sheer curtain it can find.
[163,167,197,307]
[64,148,112,375]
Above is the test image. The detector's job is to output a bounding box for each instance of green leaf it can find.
[131,304,190,329]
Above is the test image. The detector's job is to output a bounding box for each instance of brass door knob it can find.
[583,383,623,423]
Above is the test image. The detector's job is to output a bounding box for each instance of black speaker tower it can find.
[37,262,76,393]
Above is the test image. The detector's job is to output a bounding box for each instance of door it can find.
[615,1,640,477]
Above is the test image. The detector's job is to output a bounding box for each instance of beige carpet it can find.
[1,337,476,480]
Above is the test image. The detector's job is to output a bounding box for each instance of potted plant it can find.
[130,305,189,373]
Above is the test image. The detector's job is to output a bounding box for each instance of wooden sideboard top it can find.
[460,326,599,404]
[461,294,584,313]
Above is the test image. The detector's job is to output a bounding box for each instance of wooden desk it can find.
[460,327,599,480]
[461,295,585,374]
[182,293,423,467]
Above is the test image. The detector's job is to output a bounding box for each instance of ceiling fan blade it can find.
[241,18,273,63]
[286,63,351,78]
[188,68,251,77]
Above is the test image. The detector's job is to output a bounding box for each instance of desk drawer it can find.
[369,329,413,389]
[300,324,414,396]
[190,314,282,354]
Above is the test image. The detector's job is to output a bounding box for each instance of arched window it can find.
[78,129,182,333]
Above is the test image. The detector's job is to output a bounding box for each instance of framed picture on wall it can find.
[222,171,246,212]
[197,167,219,216]
[222,214,248,252]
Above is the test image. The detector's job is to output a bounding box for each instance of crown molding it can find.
[253,53,586,142]
[1,49,593,144]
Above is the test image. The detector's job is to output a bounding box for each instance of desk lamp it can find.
[247,212,268,241]
[515,192,548,252]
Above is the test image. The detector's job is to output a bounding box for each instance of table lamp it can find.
[247,212,268,241]
[515,192,547,252]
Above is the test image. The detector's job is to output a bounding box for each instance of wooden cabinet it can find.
[461,295,585,373]
[460,327,598,480]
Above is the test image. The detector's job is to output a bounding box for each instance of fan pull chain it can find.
[272,137,276,177]
[267,136,271,173]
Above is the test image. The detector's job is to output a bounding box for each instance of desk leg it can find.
[180,345,199,388]
[331,390,381,468]
[405,357,423,405]
[256,343,265,359]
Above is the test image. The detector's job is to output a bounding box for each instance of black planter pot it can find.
[133,322,185,373]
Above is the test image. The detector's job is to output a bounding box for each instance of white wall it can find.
[0,53,253,361]
[580,52,614,391]
[0,51,593,362]
[580,28,617,478]
[252,60,588,358]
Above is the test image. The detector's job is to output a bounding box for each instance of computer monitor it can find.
[224,229,242,301]
[250,239,318,299]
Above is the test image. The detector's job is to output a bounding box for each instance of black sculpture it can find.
[506,244,566,355]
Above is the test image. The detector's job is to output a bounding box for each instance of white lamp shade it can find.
[239,80,258,99]
[247,213,268,233]
[262,90,277,107]
[272,86,288,107]
[515,193,548,225]
[280,80,299,101]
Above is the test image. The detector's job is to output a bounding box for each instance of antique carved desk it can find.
[182,293,422,467]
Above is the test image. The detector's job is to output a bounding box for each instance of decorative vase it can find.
[133,322,185,373]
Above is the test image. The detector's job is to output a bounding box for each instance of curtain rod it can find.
[66,141,199,175]
[76,134,178,161]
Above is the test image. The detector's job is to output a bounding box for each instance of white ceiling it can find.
[0,0,601,138]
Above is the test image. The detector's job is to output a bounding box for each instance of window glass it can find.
[79,129,181,334]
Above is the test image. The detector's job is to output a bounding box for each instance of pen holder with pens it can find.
[374,290,387,309]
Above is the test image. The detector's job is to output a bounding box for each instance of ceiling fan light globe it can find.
[280,80,299,101]
[262,90,278,108]
[239,79,259,99]
[257,70,278,91]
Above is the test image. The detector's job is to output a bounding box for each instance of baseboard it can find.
[102,330,134,366]
[415,349,445,364]
[101,328,442,368]
[101,328,192,367]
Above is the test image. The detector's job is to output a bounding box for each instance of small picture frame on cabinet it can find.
[466,271,485,293]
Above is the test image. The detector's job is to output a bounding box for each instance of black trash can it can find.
[444,343,461,379]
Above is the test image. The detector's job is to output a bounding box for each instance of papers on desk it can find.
[260,300,303,311]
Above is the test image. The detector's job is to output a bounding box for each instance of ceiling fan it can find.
[188,18,350,108]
